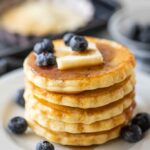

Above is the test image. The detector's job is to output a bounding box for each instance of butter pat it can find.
[55,43,103,70]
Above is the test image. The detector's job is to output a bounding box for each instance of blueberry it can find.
[8,116,28,134]
[63,33,75,46]
[132,113,150,132]
[15,88,25,107]
[69,35,88,51]
[34,39,54,54]
[36,140,54,150]
[34,42,44,54]
[36,53,56,66]
[42,39,54,53]
[120,124,143,143]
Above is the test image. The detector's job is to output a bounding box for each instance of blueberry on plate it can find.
[36,140,54,150]
[15,88,25,107]
[36,53,56,66]
[34,39,54,54]
[8,116,28,134]
[120,124,143,143]
[132,113,150,132]
[69,35,88,51]
[63,33,75,46]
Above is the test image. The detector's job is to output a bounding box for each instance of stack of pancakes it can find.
[23,37,136,146]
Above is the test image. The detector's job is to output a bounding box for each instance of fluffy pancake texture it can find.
[26,75,135,108]
[23,36,136,146]
[26,116,124,146]
[24,37,135,93]
[25,104,134,133]
[24,91,134,124]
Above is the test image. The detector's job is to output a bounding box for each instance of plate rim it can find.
[0,69,150,150]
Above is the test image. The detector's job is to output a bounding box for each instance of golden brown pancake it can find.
[26,75,135,108]
[23,36,136,146]
[26,116,128,146]
[24,37,135,93]
[26,104,134,133]
[24,90,134,124]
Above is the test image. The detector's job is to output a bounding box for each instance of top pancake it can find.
[24,37,135,93]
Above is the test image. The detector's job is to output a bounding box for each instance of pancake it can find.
[26,116,126,146]
[25,104,134,133]
[24,91,134,124]
[26,75,135,108]
[23,37,135,93]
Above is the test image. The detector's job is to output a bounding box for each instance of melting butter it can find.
[55,42,103,70]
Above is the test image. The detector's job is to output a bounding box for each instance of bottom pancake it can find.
[26,104,134,133]
[26,116,124,146]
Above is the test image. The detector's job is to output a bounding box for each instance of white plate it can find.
[0,69,150,150]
